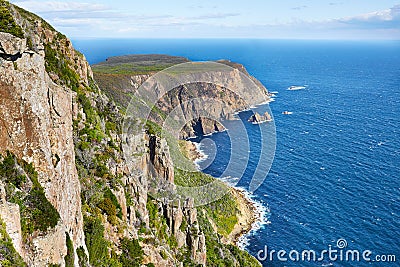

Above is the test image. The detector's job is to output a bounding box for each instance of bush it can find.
[22,185,60,234]
[44,42,80,91]
[77,92,97,125]
[0,151,25,188]
[104,187,122,219]
[0,219,26,266]
[77,246,90,267]
[64,233,74,267]
[0,1,24,38]
[119,238,143,267]
[0,152,60,238]
[84,215,109,266]
[97,197,117,224]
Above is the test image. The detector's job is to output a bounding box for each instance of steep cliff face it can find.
[1,2,262,266]
[93,55,271,138]
[0,3,86,265]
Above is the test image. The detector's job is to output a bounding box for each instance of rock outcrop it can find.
[0,181,24,259]
[248,111,272,124]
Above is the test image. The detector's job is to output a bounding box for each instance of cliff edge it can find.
[93,55,271,138]
[0,1,262,266]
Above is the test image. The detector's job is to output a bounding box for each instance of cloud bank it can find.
[10,1,400,39]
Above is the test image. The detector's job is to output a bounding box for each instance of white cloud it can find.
[12,1,109,13]
[341,5,400,22]
[10,1,400,39]
[262,4,400,33]
[190,13,240,20]
[334,4,400,30]
[291,5,308,11]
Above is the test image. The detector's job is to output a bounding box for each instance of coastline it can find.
[185,140,266,248]
[222,187,262,246]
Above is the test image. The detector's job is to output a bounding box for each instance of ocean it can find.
[73,39,400,266]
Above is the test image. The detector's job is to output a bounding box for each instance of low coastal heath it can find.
[256,239,397,264]
[183,140,266,246]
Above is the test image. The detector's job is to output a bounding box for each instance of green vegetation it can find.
[145,120,197,174]
[77,246,90,267]
[0,219,26,267]
[205,193,238,237]
[97,196,118,225]
[83,214,111,267]
[174,168,238,236]
[37,21,257,265]
[44,42,80,91]
[119,238,143,267]
[92,63,175,75]
[0,0,24,38]
[174,168,214,187]
[145,119,162,136]
[12,3,55,32]
[20,184,60,235]
[198,210,260,267]
[92,54,189,76]
[83,210,144,267]
[147,197,177,249]
[227,244,262,266]
[64,233,75,267]
[0,151,60,239]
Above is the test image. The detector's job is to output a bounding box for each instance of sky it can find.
[9,0,400,40]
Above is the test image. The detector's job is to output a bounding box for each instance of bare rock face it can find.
[147,135,174,183]
[30,222,67,266]
[160,198,206,266]
[0,32,26,56]
[248,112,263,123]
[0,181,24,259]
[0,32,85,266]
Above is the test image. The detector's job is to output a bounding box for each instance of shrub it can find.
[64,233,74,267]
[0,1,24,38]
[0,219,26,266]
[103,187,122,219]
[97,197,117,224]
[76,246,90,267]
[23,185,60,234]
[44,43,80,91]
[0,151,25,188]
[119,238,143,267]
[0,152,60,238]
[83,215,109,266]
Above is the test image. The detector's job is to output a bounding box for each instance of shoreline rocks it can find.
[248,111,272,124]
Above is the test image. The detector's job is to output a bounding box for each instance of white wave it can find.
[193,142,208,169]
[234,187,271,250]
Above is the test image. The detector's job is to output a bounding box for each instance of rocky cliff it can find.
[93,55,271,138]
[1,1,86,265]
[0,1,261,266]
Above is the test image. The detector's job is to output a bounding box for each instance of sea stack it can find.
[248,111,272,124]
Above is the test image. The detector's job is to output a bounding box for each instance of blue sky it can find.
[10,0,400,39]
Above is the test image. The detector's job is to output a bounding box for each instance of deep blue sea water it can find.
[73,39,400,266]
